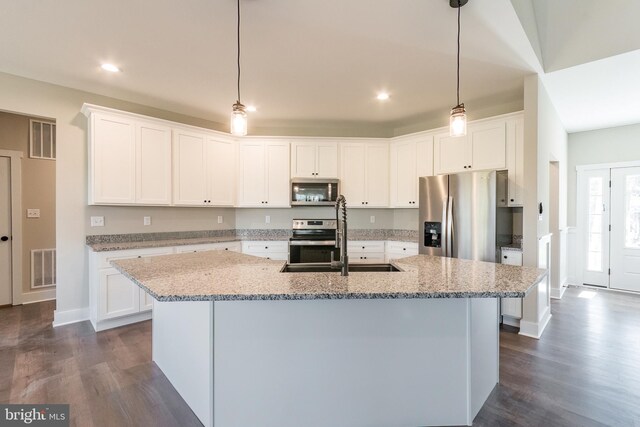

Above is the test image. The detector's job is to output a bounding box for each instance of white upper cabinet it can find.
[90,113,137,204]
[291,140,338,178]
[340,141,389,207]
[136,121,172,205]
[434,116,510,175]
[238,140,290,207]
[173,130,237,206]
[390,135,434,207]
[506,116,524,207]
[173,129,207,206]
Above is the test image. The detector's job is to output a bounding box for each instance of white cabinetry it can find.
[291,140,338,178]
[500,249,524,321]
[175,242,242,253]
[89,247,174,331]
[348,241,386,263]
[506,116,524,207]
[434,118,508,175]
[390,135,434,207]
[340,142,389,207]
[173,130,237,206]
[386,241,419,261]
[87,111,173,206]
[238,140,290,207]
[241,241,288,260]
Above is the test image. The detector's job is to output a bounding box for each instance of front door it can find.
[610,167,640,292]
[0,156,12,306]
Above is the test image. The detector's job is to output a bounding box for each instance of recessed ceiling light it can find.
[246,105,257,112]
[376,92,390,101]
[101,63,121,73]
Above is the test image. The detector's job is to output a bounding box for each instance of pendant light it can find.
[449,0,468,137]
[230,0,248,136]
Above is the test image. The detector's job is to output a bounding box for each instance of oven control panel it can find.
[292,219,337,230]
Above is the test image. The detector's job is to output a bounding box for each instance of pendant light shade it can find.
[231,102,247,136]
[449,0,467,137]
[230,0,248,136]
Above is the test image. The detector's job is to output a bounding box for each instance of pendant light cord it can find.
[456,0,461,107]
[236,0,241,103]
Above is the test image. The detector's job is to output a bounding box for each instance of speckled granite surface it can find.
[87,229,418,251]
[111,251,546,302]
[501,245,523,252]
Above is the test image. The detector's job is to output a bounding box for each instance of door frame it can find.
[0,149,23,305]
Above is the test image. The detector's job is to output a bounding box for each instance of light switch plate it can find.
[90,216,105,227]
[265,215,271,224]
[143,216,152,226]
[26,209,40,218]
[217,215,223,224]
[370,215,375,224]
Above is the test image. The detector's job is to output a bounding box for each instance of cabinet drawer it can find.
[501,249,523,266]
[386,241,418,253]
[242,241,288,253]
[98,247,174,269]
[175,241,241,253]
[348,241,386,253]
[501,298,522,319]
[352,253,386,263]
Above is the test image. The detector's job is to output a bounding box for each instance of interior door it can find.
[610,167,640,292]
[0,157,12,306]
[577,169,610,287]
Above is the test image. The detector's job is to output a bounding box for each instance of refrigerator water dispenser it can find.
[424,222,442,248]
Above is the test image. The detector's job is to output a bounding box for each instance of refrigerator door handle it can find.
[442,198,448,257]
[447,196,454,258]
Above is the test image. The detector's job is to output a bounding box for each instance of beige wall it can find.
[0,111,56,296]
[567,123,640,226]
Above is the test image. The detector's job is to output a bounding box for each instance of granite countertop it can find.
[87,229,419,252]
[111,251,546,302]
[501,244,523,252]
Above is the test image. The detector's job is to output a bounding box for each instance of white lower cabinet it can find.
[500,249,524,322]
[348,241,386,263]
[175,242,242,254]
[386,241,419,261]
[89,246,174,331]
[241,241,288,260]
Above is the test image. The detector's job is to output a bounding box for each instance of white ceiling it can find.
[3,0,639,134]
[0,0,536,131]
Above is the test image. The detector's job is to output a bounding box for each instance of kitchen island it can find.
[112,251,546,427]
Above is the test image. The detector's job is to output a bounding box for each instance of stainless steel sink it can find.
[280,263,402,273]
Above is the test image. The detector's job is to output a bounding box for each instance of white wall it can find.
[567,123,640,226]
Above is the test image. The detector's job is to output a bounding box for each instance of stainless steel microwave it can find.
[291,179,339,206]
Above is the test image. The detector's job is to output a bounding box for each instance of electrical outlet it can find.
[143,216,152,226]
[217,215,223,224]
[90,216,105,227]
[370,215,375,224]
[265,215,271,224]
[26,209,40,218]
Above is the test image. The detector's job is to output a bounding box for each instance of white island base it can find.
[152,298,499,427]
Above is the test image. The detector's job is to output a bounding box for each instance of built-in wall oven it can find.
[288,219,338,264]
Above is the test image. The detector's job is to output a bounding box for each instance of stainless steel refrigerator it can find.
[419,171,511,263]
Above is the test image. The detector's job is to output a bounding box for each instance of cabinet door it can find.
[416,136,434,178]
[365,143,389,207]
[316,141,338,178]
[501,298,522,319]
[136,121,172,205]
[434,133,470,175]
[470,122,506,171]
[391,140,417,207]
[207,138,236,206]
[507,117,524,207]
[340,143,367,206]
[173,130,207,206]
[139,289,154,312]
[91,114,136,204]
[238,141,266,206]
[291,141,317,178]
[98,268,140,320]
[265,141,290,207]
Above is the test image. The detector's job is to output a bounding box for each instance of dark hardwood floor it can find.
[1,287,639,426]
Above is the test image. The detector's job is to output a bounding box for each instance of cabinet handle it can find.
[463,166,467,169]
[265,246,268,249]
[365,202,368,205]
[504,255,508,259]
[510,199,515,202]
[362,246,365,249]
[403,248,406,251]
[361,202,364,205]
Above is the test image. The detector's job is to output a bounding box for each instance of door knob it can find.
[0,236,8,242]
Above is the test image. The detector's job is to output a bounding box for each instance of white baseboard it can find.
[519,306,552,339]
[92,311,152,332]
[53,307,90,327]
[550,278,568,300]
[21,288,56,304]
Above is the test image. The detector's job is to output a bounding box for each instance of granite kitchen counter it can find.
[111,250,546,302]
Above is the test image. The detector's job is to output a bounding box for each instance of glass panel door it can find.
[610,167,640,292]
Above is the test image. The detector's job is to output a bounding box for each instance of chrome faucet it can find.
[331,195,349,276]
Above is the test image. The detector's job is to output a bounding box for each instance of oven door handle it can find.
[288,240,337,246]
